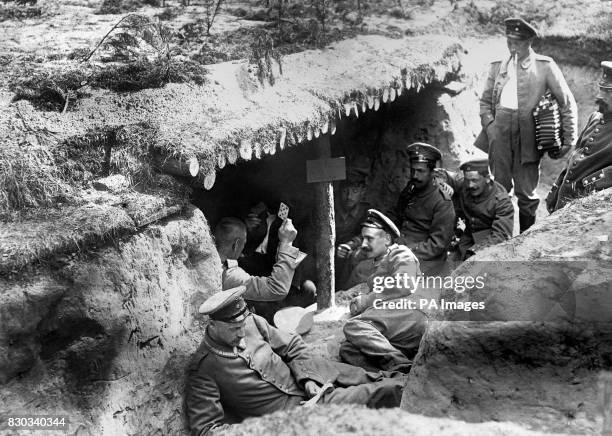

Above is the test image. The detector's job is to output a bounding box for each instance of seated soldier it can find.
[238,201,285,276]
[546,61,612,212]
[335,167,371,289]
[186,286,405,435]
[339,210,427,373]
[388,143,456,276]
[436,158,514,260]
[214,216,313,323]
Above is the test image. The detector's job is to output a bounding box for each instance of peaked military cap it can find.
[459,158,490,174]
[199,286,249,322]
[599,61,612,89]
[504,17,538,40]
[345,166,369,186]
[361,209,400,239]
[406,142,442,164]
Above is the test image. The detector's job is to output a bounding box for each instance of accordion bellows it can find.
[533,91,563,153]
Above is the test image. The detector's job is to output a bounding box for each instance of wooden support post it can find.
[312,134,335,310]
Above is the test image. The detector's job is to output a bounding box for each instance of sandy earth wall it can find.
[0,206,221,435]
[401,189,612,435]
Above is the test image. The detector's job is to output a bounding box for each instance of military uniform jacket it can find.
[351,243,422,315]
[548,111,612,211]
[479,48,578,163]
[391,178,456,262]
[223,243,304,301]
[349,243,427,356]
[335,200,370,247]
[186,314,332,435]
[442,171,514,252]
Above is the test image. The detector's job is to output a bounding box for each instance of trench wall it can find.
[0,206,221,435]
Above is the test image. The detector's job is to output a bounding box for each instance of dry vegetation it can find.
[0,0,609,222]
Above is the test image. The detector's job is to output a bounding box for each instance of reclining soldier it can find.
[340,209,428,373]
[186,286,405,435]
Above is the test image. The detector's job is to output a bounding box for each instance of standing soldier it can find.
[477,17,578,232]
[546,61,612,212]
[437,158,514,260]
[390,142,456,275]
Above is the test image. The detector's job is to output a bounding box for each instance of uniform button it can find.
[566,180,572,184]
[595,128,600,133]
[573,161,577,166]
[589,137,594,142]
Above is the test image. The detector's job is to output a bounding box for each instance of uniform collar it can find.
[337,201,366,220]
[409,178,437,198]
[501,48,535,74]
[204,329,240,358]
[223,259,238,268]
[518,48,535,69]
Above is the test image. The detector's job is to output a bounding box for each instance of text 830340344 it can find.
[1,415,70,431]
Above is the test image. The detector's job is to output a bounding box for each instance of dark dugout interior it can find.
[191,84,454,258]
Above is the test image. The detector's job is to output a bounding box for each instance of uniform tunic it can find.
[341,244,427,370]
[186,314,404,435]
[456,181,514,255]
[335,200,370,246]
[478,49,578,164]
[391,178,456,266]
[547,111,612,211]
[441,171,514,257]
[222,244,304,301]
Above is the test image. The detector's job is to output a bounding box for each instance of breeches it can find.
[282,361,405,410]
[340,309,427,370]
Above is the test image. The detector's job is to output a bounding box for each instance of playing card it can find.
[278,202,289,220]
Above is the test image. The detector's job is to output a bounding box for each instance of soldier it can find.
[214,216,310,316]
[335,166,371,247]
[546,61,612,212]
[476,17,578,233]
[437,158,514,260]
[335,166,371,289]
[186,286,405,435]
[390,142,456,275]
[340,210,427,373]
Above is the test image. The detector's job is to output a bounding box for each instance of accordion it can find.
[533,91,563,154]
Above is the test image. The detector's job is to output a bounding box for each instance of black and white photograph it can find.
[1,0,611,434]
